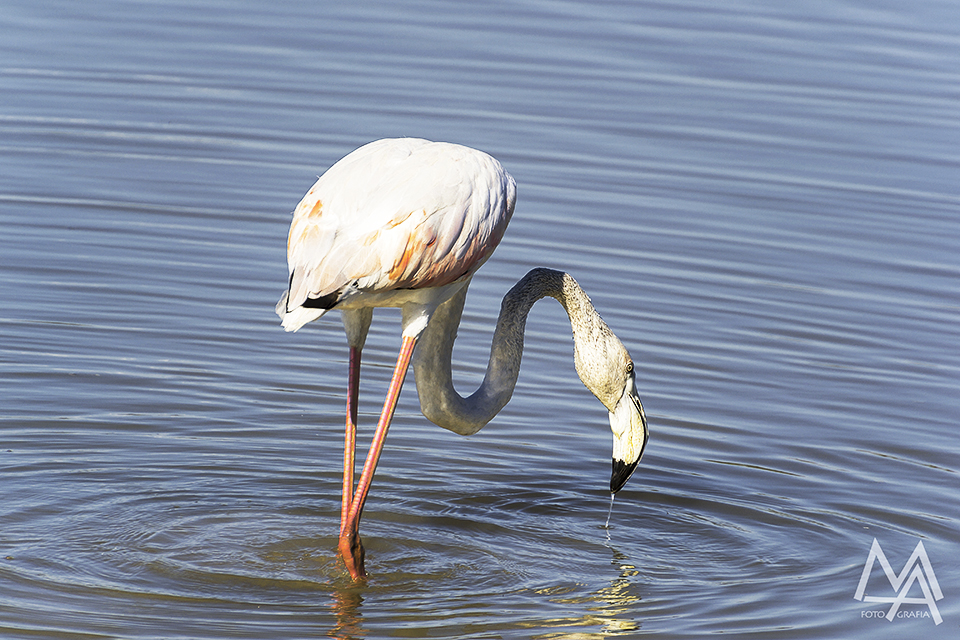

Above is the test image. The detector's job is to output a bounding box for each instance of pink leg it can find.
[339,335,418,580]
[340,346,362,539]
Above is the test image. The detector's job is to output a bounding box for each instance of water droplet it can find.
[603,492,616,537]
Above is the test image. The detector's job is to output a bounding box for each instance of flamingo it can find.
[276,138,648,580]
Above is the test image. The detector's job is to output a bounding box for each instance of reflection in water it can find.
[328,587,366,640]
[517,546,642,639]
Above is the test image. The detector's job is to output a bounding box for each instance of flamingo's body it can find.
[277,138,648,580]
[279,138,514,333]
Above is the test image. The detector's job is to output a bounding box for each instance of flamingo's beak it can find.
[608,374,648,493]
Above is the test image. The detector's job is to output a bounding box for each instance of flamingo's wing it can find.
[278,138,516,330]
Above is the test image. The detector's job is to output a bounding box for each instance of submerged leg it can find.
[338,335,418,580]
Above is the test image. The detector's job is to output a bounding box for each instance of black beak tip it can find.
[611,458,640,493]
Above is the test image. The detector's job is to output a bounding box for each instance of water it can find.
[2,0,958,637]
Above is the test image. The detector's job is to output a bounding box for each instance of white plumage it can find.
[277,138,516,332]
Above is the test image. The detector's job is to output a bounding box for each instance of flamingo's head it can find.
[607,357,648,492]
[571,321,649,494]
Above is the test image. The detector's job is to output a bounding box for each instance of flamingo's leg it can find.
[339,335,418,580]
[340,346,362,539]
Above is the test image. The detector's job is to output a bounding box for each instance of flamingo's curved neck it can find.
[411,268,615,435]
